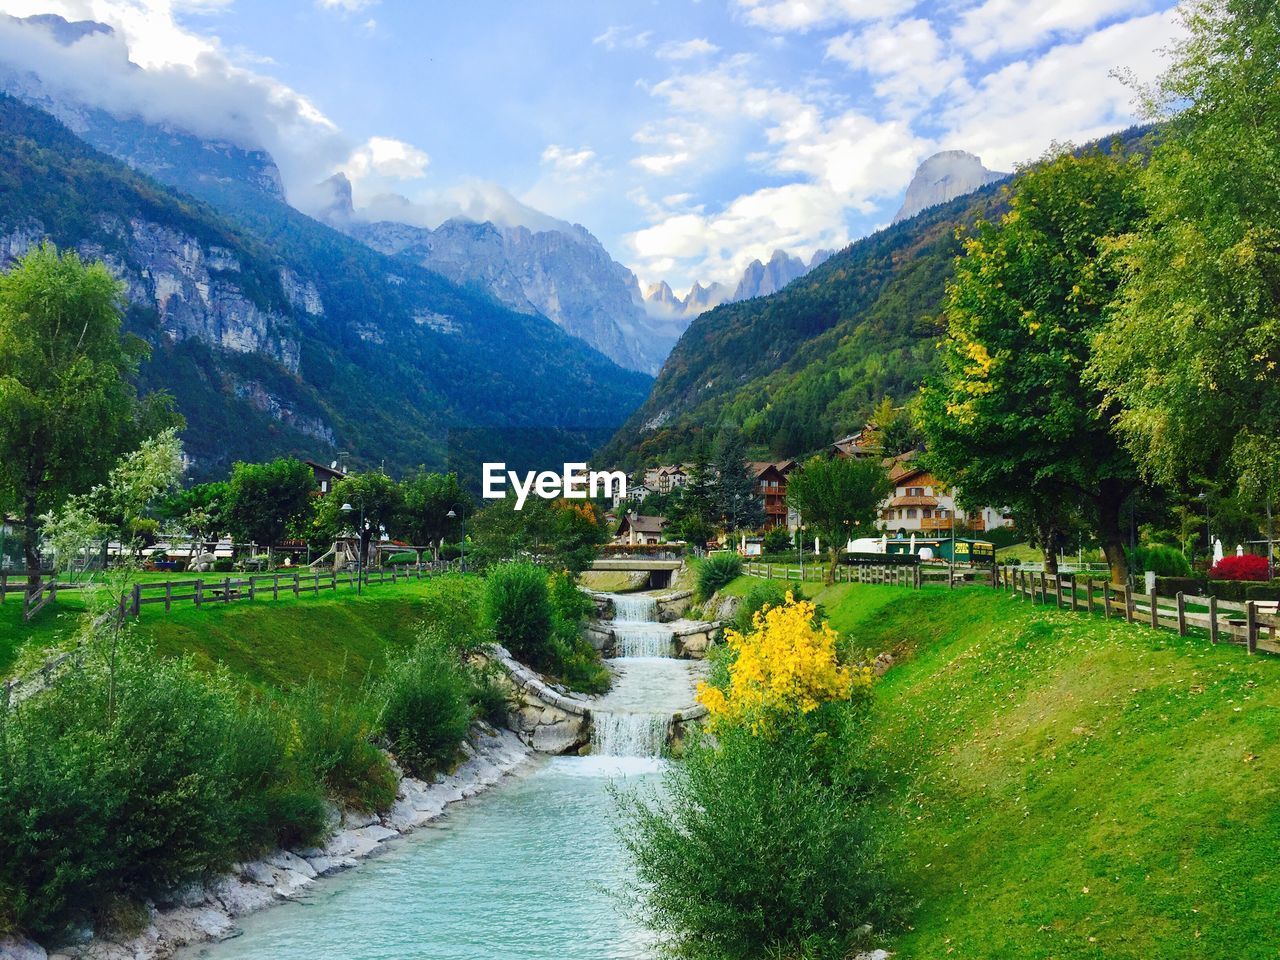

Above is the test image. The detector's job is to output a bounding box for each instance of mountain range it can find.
[643,248,834,322]
[0,83,651,480]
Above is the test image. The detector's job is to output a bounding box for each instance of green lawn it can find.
[2,575,449,688]
[724,575,1280,959]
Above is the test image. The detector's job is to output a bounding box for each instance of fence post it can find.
[1246,602,1258,655]
[1208,595,1219,644]
[194,579,203,608]
[165,581,172,612]
[248,577,256,602]
[1054,575,1064,610]
[1125,586,1135,623]
[293,573,300,597]
[1102,581,1111,619]
[273,575,280,601]
[1149,586,1159,630]
[1176,592,1186,636]
[131,583,141,617]
[222,576,231,604]
[1086,580,1095,615]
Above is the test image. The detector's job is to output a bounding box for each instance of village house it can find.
[748,460,797,530]
[643,464,689,494]
[614,513,668,545]
[879,456,1012,536]
[305,459,348,495]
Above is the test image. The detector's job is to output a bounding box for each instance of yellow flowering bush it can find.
[698,592,872,732]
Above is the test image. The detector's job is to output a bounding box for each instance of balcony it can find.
[920,516,986,533]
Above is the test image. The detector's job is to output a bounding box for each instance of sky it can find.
[0,0,1185,292]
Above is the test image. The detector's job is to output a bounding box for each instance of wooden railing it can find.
[995,568,1280,655]
[745,560,998,589]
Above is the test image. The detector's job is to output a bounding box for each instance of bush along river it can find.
[182,590,712,960]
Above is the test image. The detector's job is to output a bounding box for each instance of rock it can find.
[151,906,235,945]
[0,939,48,960]
[894,149,1005,223]
[304,854,359,877]
[265,850,317,879]
[211,877,276,918]
[272,870,314,900]
[240,862,276,886]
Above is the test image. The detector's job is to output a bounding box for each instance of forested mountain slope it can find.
[0,95,651,478]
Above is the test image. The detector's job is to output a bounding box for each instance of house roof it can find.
[889,495,940,507]
[304,460,348,482]
[621,514,667,534]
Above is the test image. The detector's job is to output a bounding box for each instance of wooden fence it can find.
[995,568,1280,656]
[744,560,998,589]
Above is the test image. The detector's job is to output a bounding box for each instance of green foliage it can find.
[469,497,607,573]
[1127,544,1193,578]
[485,562,555,668]
[920,148,1145,584]
[786,455,892,581]
[397,470,470,551]
[616,720,901,960]
[376,634,475,779]
[224,458,316,550]
[1089,0,1280,490]
[732,580,809,634]
[712,429,764,531]
[548,570,610,695]
[696,553,743,601]
[0,243,179,570]
[0,639,325,940]
[761,527,792,555]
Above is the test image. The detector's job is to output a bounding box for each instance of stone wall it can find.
[672,621,719,659]
[481,645,592,754]
[655,589,693,621]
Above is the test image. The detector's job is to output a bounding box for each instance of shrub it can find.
[733,580,806,634]
[1127,544,1192,578]
[385,550,417,566]
[377,634,475,779]
[0,642,262,939]
[485,562,554,669]
[696,552,743,601]
[1210,554,1270,581]
[212,557,235,573]
[286,683,398,814]
[761,527,793,555]
[548,570,610,694]
[616,722,902,960]
[416,574,490,654]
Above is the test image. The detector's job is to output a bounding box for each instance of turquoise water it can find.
[189,757,661,960]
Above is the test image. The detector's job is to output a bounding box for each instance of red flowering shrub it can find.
[1209,554,1270,581]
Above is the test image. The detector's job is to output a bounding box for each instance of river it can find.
[187,591,702,960]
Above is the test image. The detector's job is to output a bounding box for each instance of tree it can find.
[157,481,228,567]
[712,429,764,532]
[920,149,1145,584]
[1090,0,1280,496]
[315,471,402,569]
[669,450,717,546]
[468,496,606,573]
[0,244,177,584]
[223,459,316,561]
[785,456,891,583]
[398,470,470,558]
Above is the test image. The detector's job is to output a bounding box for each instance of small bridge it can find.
[589,557,682,588]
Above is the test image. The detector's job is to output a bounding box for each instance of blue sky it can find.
[0,0,1184,290]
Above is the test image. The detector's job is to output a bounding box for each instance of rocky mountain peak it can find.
[893,150,1005,224]
[318,173,354,225]
[17,14,114,46]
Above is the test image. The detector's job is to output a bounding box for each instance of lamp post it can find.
[342,501,365,595]
[447,508,465,573]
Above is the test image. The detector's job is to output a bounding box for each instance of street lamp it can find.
[447,508,465,573]
[341,501,365,595]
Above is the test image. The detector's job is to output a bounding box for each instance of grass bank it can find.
[725,576,1280,959]
[2,577,447,687]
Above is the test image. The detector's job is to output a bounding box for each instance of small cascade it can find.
[611,593,658,622]
[591,712,670,758]
[606,592,674,658]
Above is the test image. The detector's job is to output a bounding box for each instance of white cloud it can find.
[941,9,1182,168]
[656,38,719,60]
[592,25,652,50]
[317,0,378,11]
[826,18,967,108]
[541,144,596,172]
[343,136,430,182]
[733,0,916,33]
[952,0,1159,60]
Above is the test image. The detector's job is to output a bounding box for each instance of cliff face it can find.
[350,210,671,374]
[893,150,1006,223]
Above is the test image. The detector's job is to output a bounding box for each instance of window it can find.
[906,508,917,518]
[923,509,932,518]
[908,486,924,497]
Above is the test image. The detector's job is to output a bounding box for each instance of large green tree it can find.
[468,496,606,573]
[1089,0,1280,515]
[398,470,470,557]
[223,458,316,559]
[314,471,402,568]
[920,149,1144,584]
[0,244,177,583]
[785,455,891,583]
[712,429,764,532]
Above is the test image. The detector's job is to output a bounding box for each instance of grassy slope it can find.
[2,577,446,688]
[729,576,1280,959]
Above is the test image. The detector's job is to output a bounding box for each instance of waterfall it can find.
[591,712,670,758]
[611,594,658,622]
[606,592,674,658]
